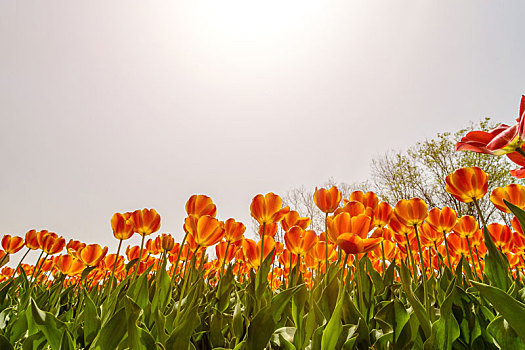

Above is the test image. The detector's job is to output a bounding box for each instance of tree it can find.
[370,117,517,224]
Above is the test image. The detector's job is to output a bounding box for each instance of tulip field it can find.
[2,97,525,349]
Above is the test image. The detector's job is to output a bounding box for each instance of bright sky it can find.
[1,1,524,262]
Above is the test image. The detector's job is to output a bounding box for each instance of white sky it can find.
[1,1,525,263]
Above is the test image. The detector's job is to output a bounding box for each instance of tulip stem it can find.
[325,213,329,286]
[133,235,146,281]
[12,247,31,278]
[221,241,231,278]
[30,250,44,285]
[466,236,479,281]
[404,233,417,279]
[442,232,454,272]
[414,225,429,315]
[31,253,49,289]
[259,223,266,269]
[108,239,122,295]
[171,232,188,287]
[355,254,365,317]
[380,241,387,277]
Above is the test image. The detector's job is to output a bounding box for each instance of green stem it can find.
[414,225,428,314]
[259,223,266,269]
[133,234,146,281]
[30,250,44,284]
[325,213,329,282]
[380,241,387,277]
[466,236,479,281]
[109,239,123,295]
[404,232,417,278]
[12,248,31,278]
[221,241,231,278]
[443,232,453,271]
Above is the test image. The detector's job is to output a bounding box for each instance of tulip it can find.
[281,211,311,232]
[490,183,525,213]
[56,254,85,277]
[284,226,318,256]
[250,192,289,266]
[313,187,342,214]
[185,194,217,218]
[111,212,134,240]
[371,202,393,228]
[1,235,25,255]
[184,215,224,248]
[223,219,246,243]
[445,167,488,203]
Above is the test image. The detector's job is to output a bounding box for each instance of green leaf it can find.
[124,296,156,350]
[83,293,100,345]
[472,280,525,343]
[245,284,303,350]
[424,282,460,350]
[165,304,201,350]
[89,307,127,350]
[30,299,67,350]
[0,334,14,350]
[398,261,431,339]
[374,299,410,345]
[128,271,150,310]
[487,315,525,349]
[321,288,344,350]
[59,330,75,350]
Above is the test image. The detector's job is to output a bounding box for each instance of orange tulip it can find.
[77,244,108,267]
[307,241,336,263]
[242,236,276,269]
[126,245,149,261]
[131,209,161,236]
[336,234,382,255]
[371,202,393,228]
[250,193,290,225]
[388,216,415,236]
[25,229,40,250]
[334,201,365,217]
[185,215,224,248]
[447,233,470,258]
[419,222,443,246]
[104,254,125,273]
[111,212,134,240]
[41,235,65,255]
[223,219,246,242]
[156,233,175,252]
[260,222,278,238]
[490,184,525,213]
[349,191,379,212]
[453,215,478,238]
[327,213,371,243]
[185,194,217,218]
[486,223,514,253]
[445,166,488,203]
[284,226,318,256]
[146,238,162,255]
[56,255,85,276]
[1,235,25,254]
[279,249,299,268]
[394,198,428,227]
[66,239,86,258]
[216,241,237,264]
[512,217,524,236]
[281,211,311,232]
[313,186,342,213]
[426,207,457,233]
